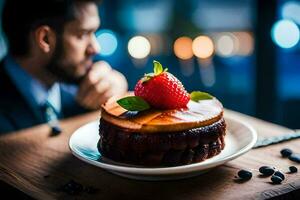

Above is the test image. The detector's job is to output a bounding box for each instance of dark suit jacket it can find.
[0,61,88,134]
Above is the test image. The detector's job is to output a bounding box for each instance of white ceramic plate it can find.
[69,116,257,181]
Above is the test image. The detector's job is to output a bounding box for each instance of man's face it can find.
[47,2,100,84]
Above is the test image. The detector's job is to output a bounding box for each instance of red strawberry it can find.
[134,61,190,109]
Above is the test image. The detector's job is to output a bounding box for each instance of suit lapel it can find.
[6,101,44,130]
[0,59,88,132]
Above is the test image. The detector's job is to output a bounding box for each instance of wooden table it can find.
[1,110,300,200]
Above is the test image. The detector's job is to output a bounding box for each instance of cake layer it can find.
[101,95,224,133]
[98,118,226,166]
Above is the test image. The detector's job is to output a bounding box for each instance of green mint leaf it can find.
[153,60,163,75]
[190,91,214,102]
[117,96,150,111]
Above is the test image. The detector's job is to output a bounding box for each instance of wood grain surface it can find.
[0,110,300,200]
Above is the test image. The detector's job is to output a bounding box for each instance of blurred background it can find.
[0,0,299,128]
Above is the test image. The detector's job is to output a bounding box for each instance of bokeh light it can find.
[271,19,300,48]
[192,36,214,59]
[215,33,236,57]
[234,32,254,56]
[146,34,165,55]
[128,36,151,59]
[282,1,300,25]
[173,37,193,60]
[96,29,118,56]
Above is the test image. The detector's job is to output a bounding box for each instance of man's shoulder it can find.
[0,60,24,107]
[0,60,6,83]
[0,61,15,87]
[0,60,12,88]
[0,60,43,134]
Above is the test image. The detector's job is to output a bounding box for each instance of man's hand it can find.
[76,61,128,110]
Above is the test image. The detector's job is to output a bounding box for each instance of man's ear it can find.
[34,26,56,53]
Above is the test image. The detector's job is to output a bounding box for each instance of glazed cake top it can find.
[101,95,224,133]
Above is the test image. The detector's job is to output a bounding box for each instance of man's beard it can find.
[45,40,86,85]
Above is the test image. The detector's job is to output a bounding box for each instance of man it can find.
[0,0,128,134]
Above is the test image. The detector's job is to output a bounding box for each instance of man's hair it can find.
[2,0,101,57]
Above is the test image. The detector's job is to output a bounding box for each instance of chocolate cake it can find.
[98,96,226,166]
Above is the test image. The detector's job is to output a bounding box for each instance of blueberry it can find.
[51,126,62,134]
[280,148,293,157]
[289,166,298,173]
[271,175,283,184]
[237,170,252,180]
[288,154,300,163]
[274,171,285,180]
[61,180,83,195]
[259,166,275,176]
[84,186,98,194]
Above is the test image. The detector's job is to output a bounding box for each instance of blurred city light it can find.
[119,1,172,32]
[192,1,252,30]
[234,32,254,56]
[197,58,216,87]
[271,19,300,48]
[179,59,194,77]
[146,34,166,55]
[192,36,214,59]
[96,29,118,56]
[215,33,236,57]
[173,37,194,60]
[128,36,151,59]
[282,1,300,25]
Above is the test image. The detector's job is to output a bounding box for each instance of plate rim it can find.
[69,115,257,175]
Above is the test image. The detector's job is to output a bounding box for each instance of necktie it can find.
[41,100,62,134]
